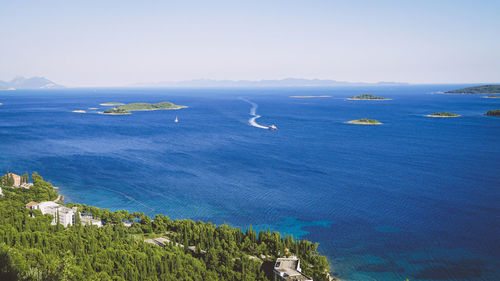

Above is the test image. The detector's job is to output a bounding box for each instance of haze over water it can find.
[0,85,499,280]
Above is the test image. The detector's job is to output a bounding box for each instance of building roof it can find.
[26,201,39,207]
[276,274,311,281]
[38,201,59,209]
[7,173,21,178]
[37,202,76,217]
[275,258,299,272]
[274,257,313,281]
[59,205,77,214]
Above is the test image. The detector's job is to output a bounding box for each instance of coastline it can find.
[425,114,460,118]
[346,98,391,101]
[101,106,188,115]
[347,120,382,125]
[485,110,500,117]
[99,112,131,115]
[17,174,334,281]
[54,194,64,202]
[441,92,500,95]
[124,106,188,111]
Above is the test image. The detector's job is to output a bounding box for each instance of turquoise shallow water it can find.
[0,85,499,280]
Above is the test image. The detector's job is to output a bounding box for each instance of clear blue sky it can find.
[0,0,499,86]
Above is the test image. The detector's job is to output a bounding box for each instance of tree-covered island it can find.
[347,94,390,100]
[483,94,500,98]
[425,112,460,118]
[103,101,188,115]
[485,109,500,117]
[445,85,500,94]
[347,119,382,125]
[0,171,333,281]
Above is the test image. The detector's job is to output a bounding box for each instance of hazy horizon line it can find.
[2,76,499,88]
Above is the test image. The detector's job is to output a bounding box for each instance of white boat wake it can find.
[240,98,276,130]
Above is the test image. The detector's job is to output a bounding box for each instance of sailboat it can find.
[174,116,178,123]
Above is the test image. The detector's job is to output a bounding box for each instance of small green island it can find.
[347,94,390,100]
[100,102,125,106]
[485,109,500,117]
[483,94,500,98]
[103,101,188,115]
[445,85,500,94]
[347,118,382,125]
[426,112,460,118]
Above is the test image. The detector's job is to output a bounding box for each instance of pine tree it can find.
[56,209,61,231]
[74,211,81,226]
[183,228,189,253]
[23,172,29,184]
[5,170,14,186]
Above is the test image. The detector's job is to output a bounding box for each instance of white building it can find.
[80,213,103,227]
[20,183,33,189]
[0,187,3,196]
[27,201,77,227]
[273,256,313,281]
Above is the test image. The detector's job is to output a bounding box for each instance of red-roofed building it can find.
[26,201,39,210]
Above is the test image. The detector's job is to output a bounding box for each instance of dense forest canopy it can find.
[0,172,332,281]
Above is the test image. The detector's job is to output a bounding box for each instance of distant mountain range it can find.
[130,78,409,88]
[0,77,409,89]
[0,76,63,90]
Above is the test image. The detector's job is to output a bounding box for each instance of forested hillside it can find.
[0,172,331,281]
[445,85,500,94]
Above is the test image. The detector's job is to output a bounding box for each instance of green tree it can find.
[74,211,81,226]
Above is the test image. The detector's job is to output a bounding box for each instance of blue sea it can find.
[0,85,499,280]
